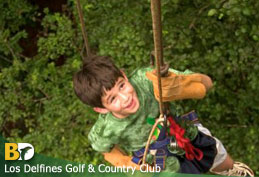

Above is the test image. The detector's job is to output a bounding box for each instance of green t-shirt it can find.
[88,67,198,172]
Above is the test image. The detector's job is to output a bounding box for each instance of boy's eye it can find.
[119,83,125,89]
[110,96,115,103]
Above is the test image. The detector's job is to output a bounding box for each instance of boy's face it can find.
[94,75,140,118]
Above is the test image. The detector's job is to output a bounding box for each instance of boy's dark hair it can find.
[73,55,123,108]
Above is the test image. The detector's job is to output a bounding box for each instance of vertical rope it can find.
[76,0,91,58]
[151,0,164,115]
[142,0,169,166]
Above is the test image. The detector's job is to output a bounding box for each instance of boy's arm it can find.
[146,70,213,102]
[102,145,140,170]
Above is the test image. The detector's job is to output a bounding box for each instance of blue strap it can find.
[133,148,145,158]
[180,111,198,122]
[132,137,170,169]
[132,156,142,164]
[155,157,165,169]
[150,137,170,149]
[133,137,170,158]
[155,149,167,169]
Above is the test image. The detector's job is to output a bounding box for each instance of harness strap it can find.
[179,110,199,123]
[132,156,142,165]
[154,149,167,169]
[132,134,170,170]
[133,137,170,157]
[133,111,203,169]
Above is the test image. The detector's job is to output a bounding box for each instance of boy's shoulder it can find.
[128,67,154,93]
[87,113,121,152]
[128,66,193,81]
[128,67,153,78]
[128,67,153,85]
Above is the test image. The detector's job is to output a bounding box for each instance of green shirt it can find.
[88,67,198,172]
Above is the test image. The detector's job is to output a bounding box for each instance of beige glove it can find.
[103,146,140,170]
[146,70,210,102]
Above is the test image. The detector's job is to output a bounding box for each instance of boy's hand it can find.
[200,74,213,91]
[103,146,140,170]
[146,70,212,101]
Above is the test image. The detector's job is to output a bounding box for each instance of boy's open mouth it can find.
[125,98,135,109]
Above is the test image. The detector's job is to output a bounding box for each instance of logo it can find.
[5,143,34,161]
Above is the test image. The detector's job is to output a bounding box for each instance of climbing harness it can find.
[134,111,203,170]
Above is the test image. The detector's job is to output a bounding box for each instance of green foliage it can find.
[0,0,259,173]
[0,0,101,164]
[159,0,259,172]
[37,10,76,60]
[70,0,153,71]
[0,0,35,32]
[0,0,35,67]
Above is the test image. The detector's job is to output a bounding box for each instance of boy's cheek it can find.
[110,102,122,111]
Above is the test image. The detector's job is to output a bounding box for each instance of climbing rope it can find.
[75,0,92,58]
[150,0,165,115]
[142,114,165,167]
[142,0,168,166]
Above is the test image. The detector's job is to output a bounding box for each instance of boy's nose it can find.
[118,92,128,102]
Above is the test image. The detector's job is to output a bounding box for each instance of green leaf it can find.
[208,9,217,17]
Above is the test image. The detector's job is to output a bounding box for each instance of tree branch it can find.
[0,55,12,63]
[5,40,17,60]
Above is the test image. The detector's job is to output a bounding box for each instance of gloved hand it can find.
[146,70,212,102]
[103,146,141,170]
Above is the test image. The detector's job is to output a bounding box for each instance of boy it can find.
[73,55,254,176]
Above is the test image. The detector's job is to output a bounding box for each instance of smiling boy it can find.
[94,75,140,118]
[73,55,254,176]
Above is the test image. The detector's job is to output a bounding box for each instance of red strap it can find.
[167,116,203,161]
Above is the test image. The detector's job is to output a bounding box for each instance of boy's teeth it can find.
[127,100,133,108]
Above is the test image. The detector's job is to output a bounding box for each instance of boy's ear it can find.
[93,107,110,114]
[120,70,128,81]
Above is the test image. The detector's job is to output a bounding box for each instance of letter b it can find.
[5,143,20,160]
